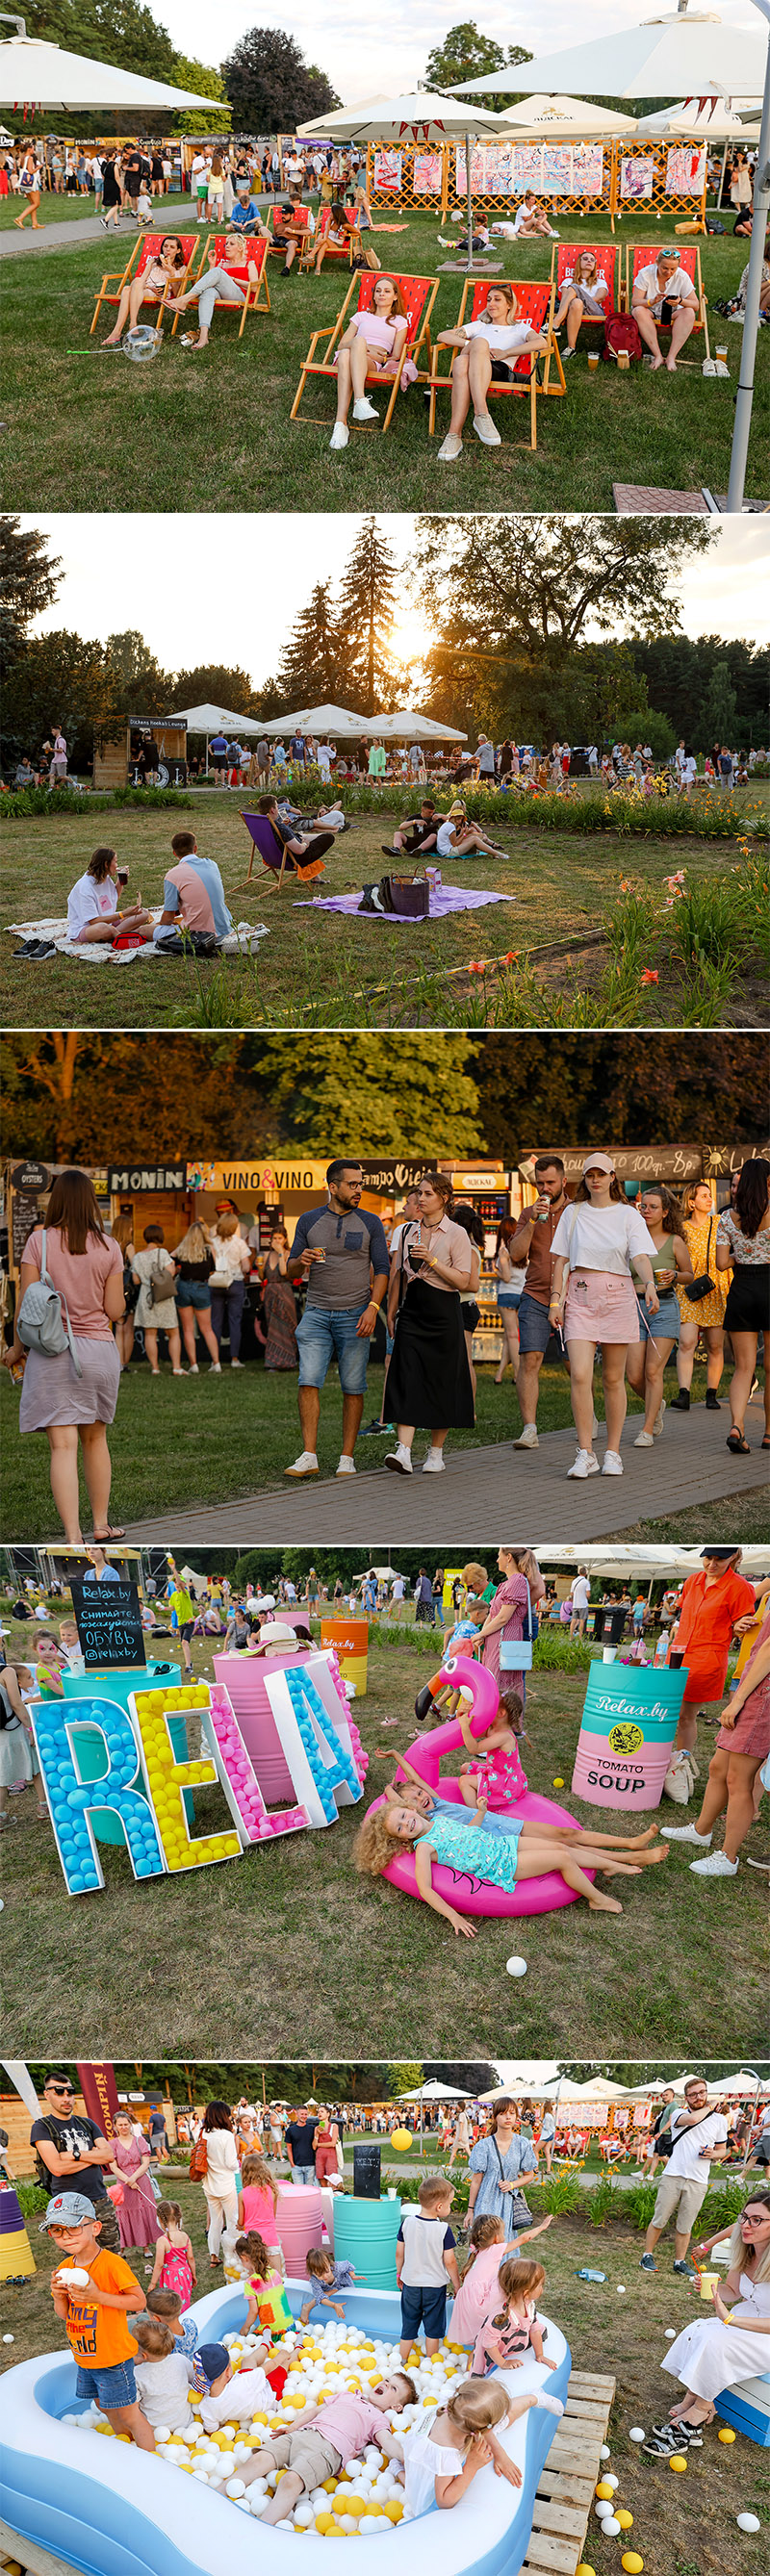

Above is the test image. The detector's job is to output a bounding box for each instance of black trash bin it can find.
[353,2142,381,2200]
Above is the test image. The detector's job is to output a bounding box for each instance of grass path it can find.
[1,209,766,512]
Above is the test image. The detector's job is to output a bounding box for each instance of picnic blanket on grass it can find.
[7,912,269,961]
[295,883,516,919]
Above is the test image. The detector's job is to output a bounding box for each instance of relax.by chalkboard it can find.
[70,1581,146,1671]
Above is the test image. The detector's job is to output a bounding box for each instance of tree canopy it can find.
[222,26,340,131]
[0,517,62,665]
[336,518,401,715]
[424,22,531,88]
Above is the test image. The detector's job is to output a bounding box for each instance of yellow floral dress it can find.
[677,1213,730,1330]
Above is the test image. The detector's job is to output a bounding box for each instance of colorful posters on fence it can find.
[666,143,706,196]
[372,149,402,191]
[620,154,654,201]
[412,148,442,195]
[455,140,604,199]
[573,143,604,196]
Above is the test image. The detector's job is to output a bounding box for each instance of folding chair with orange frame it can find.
[627,241,710,360]
[290,269,438,435]
[169,232,270,337]
[426,277,564,454]
[90,232,198,336]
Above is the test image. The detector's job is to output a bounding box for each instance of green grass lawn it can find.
[3,2169,766,2576]
[3,794,766,1031]
[1,208,765,512]
[1,1635,766,2059]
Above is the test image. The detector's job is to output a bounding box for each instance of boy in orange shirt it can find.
[41,2190,154,2448]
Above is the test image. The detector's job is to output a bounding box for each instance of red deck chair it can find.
[302,204,363,271]
[239,810,326,891]
[426,277,564,453]
[552,242,618,330]
[90,232,197,335]
[291,270,438,434]
[170,233,270,337]
[628,242,710,358]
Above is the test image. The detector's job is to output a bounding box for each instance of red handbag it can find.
[602,316,643,362]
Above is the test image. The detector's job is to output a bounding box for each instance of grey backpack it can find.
[17,1228,83,1377]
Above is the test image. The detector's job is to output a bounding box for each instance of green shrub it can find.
[587,2171,617,2229]
[699,2181,754,2234]
[532,1630,593,1674]
[13,2179,50,2218]
[538,2175,583,2215]
[1,783,194,819]
[622,2181,660,2232]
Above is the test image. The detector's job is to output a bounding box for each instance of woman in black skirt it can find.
[384,1171,479,1476]
[716,1158,770,1455]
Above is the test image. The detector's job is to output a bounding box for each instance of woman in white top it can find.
[434,284,549,463]
[132,1225,183,1377]
[630,249,699,371]
[435,799,507,862]
[513,191,557,240]
[648,2191,770,2452]
[66,845,151,946]
[200,2100,240,2266]
[550,1153,658,1481]
[385,1171,479,1476]
[552,250,608,355]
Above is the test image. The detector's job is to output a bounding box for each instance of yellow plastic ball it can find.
[390,2129,413,2151]
[717,2427,736,2444]
[622,2558,644,2574]
[383,2502,403,2522]
[669,2454,687,2472]
[552,1776,565,1788]
[576,2565,597,2576]
[616,2511,633,2528]
[596,2482,614,2500]
[315,2515,334,2534]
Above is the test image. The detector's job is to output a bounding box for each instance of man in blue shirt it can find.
[285,1161,389,1481]
[209,732,228,785]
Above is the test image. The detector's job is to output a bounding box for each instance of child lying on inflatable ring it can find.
[355,1794,670,1934]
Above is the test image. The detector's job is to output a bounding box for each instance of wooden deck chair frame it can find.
[290,272,439,433]
[426,276,564,454]
[169,232,270,338]
[238,808,325,893]
[626,242,710,360]
[90,232,198,336]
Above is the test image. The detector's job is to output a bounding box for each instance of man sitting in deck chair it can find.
[631,247,700,372]
[433,282,549,460]
[170,232,266,348]
[251,794,343,885]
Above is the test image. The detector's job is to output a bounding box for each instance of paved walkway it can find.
[126,1388,768,1543]
[0,197,273,259]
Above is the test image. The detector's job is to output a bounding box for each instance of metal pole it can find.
[466,126,473,272]
[727,6,770,511]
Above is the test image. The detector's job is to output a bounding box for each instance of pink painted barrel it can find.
[213,1647,311,1804]
[275,2184,325,2273]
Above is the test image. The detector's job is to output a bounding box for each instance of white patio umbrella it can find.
[0,33,222,110]
[498,91,639,134]
[372,709,468,742]
[635,94,761,133]
[263,703,370,737]
[452,8,767,104]
[300,88,520,274]
[168,701,263,777]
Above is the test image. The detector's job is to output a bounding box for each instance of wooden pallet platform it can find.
[524,2370,617,2576]
[1,2520,82,2576]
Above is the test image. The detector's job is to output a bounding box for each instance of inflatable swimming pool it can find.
[376,1655,592,1919]
[1,2280,571,2576]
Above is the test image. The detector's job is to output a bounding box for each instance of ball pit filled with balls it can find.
[1,2279,572,2576]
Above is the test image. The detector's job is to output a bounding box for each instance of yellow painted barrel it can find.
[321,1619,369,1698]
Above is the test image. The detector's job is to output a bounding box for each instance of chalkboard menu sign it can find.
[10,1161,53,1273]
[70,1579,146,1671]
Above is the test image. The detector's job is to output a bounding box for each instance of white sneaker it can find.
[690,1849,738,1877]
[211,1362,222,1373]
[423,1447,446,1473]
[660,1824,711,1846]
[513,1424,538,1448]
[653,1399,666,1437]
[437,430,463,462]
[603,1450,624,1475]
[284,1451,320,1478]
[385,1443,413,1475]
[336,1454,356,1476]
[633,1429,654,1447]
[567,1449,599,1479]
[329,421,348,450]
[352,397,379,421]
[188,1364,199,1373]
[230,1358,245,1368]
[474,412,500,446]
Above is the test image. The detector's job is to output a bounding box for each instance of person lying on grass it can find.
[434,799,507,861]
[102,235,187,346]
[386,1754,672,1860]
[631,248,700,372]
[552,250,608,354]
[354,1796,670,1931]
[66,845,152,945]
[169,231,266,349]
[330,275,414,449]
[237,2371,417,2516]
[434,285,549,462]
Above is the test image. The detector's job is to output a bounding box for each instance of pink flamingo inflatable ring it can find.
[374,1654,594,1921]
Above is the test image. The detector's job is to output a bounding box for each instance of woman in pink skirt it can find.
[107,2112,161,2255]
[550,1154,659,1481]
[663,1594,770,1880]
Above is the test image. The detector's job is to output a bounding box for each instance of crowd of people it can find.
[10,722,765,802]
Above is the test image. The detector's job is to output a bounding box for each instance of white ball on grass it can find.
[737,2516,760,2535]
[506,1955,527,1977]
[629,2426,646,2442]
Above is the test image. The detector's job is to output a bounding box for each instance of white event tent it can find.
[0,33,222,111]
[452,8,766,105]
[168,701,263,776]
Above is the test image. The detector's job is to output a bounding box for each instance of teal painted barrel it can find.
[333,2196,402,2289]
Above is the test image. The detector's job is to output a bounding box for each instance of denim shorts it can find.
[295,1305,371,1394]
[399,2283,447,2341]
[175,1279,212,1311]
[74,2358,138,2410]
[517,1288,553,1355]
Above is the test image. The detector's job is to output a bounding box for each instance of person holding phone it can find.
[384,1172,478,1477]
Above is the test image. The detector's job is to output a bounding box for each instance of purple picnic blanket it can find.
[294,883,515,918]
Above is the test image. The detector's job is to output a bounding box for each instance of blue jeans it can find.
[211,1277,246,1360]
[295,1305,371,1394]
[75,2359,138,2410]
[517,1288,553,1356]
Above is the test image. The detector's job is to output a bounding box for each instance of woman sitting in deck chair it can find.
[253,794,342,884]
[330,274,412,449]
[170,231,265,348]
[434,284,549,461]
[102,235,187,346]
[552,250,608,355]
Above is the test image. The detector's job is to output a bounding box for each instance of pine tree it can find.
[270,580,346,711]
[0,516,62,667]
[335,518,402,716]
